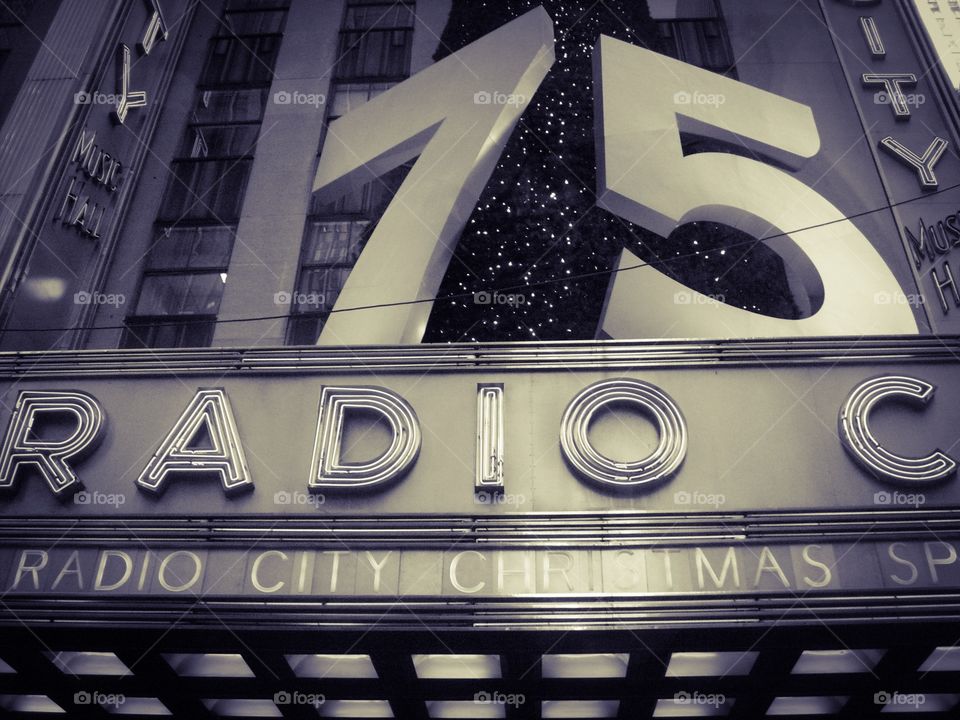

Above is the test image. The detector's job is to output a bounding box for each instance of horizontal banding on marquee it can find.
[560,379,687,488]
[0,375,954,501]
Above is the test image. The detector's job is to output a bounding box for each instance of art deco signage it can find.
[58,0,167,240]
[0,339,958,603]
[0,351,954,607]
[0,355,957,514]
[822,0,960,334]
[0,0,184,351]
[313,3,960,345]
[7,1,960,349]
[4,539,960,598]
[3,5,960,610]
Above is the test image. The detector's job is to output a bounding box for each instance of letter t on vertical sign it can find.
[476,383,504,494]
[862,73,918,118]
[312,7,555,345]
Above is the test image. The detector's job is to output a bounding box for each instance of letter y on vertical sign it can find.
[593,37,918,339]
[113,44,148,124]
[313,7,555,345]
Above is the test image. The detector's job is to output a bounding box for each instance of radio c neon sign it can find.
[0,375,953,502]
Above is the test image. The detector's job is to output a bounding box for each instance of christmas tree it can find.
[422,1,801,343]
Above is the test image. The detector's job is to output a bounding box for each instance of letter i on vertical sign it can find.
[860,16,885,57]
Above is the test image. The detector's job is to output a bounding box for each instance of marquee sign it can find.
[3,539,960,599]
[0,345,957,516]
[3,4,960,613]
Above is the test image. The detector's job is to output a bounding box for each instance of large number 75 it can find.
[313,8,917,345]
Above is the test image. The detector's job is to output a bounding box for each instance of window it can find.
[334,2,414,81]
[286,166,409,345]
[0,0,32,25]
[343,3,414,31]
[202,34,282,86]
[125,4,288,349]
[335,29,413,80]
[285,222,364,345]
[309,163,406,217]
[193,88,268,124]
[121,227,233,349]
[180,123,260,158]
[649,0,737,77]
[121,317,217,349]
[0,2,31,74]
[224,0,288,10]
[325,82,394,122]
[158,159,252,222]
[221,9,287,35]
[285,2,415,345]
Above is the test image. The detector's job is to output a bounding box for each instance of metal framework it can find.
[0,336,958,378]
[0,605,958,718]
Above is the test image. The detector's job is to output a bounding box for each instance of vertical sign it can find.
[821,0,960,333]
[0,0,181,351]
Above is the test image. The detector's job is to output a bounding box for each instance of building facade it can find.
[0,0,960,718]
